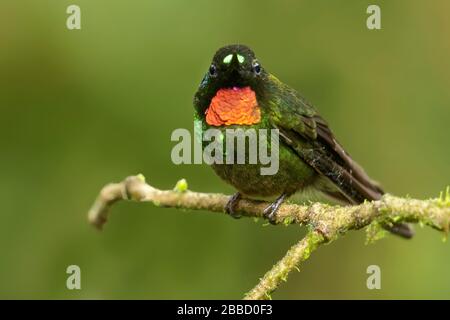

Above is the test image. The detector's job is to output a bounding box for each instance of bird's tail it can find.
[381,221,414,239]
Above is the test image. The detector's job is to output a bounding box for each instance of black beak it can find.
[229,53,240,70]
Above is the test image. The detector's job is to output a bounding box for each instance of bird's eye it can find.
[252,61,261,75]
[209,64,217,76]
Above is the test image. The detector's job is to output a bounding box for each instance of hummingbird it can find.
[193,44,413,238]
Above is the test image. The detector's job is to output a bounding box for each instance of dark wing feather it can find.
[269,77,383,203]
[313,116,384,196]
[268,76,413,238]
[277,122,383,204]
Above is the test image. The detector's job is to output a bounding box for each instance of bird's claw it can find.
[263,193,288,225]
[263,203,279,225]
[225,192,242,219]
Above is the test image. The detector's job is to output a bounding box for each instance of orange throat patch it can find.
[205,86,261,126]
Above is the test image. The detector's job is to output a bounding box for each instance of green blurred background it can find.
[0,0,449,299]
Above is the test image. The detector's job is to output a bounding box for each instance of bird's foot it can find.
[263,193,288,224]
[225,192,242,219]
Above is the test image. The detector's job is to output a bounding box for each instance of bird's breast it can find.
[205,86,261,126]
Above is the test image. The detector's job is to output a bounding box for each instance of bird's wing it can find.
[268,79,383,203]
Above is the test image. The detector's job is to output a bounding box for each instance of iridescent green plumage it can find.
[194,44,413,238]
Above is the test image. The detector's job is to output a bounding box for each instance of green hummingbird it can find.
[194,44,413,238]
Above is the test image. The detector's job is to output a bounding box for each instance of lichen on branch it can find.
[87,175,450,299]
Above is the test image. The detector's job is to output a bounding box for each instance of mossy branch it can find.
[87,175,450,300]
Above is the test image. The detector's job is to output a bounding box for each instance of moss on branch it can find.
[87,175,450,299]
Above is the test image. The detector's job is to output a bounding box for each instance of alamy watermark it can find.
[171,124,280,176]
[366,264,381,290]
[66,5,81,30]
[367,5,381,30]
[66,265,81,290]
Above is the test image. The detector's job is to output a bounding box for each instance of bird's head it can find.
[195,44,267,126]
[207,44,264,88]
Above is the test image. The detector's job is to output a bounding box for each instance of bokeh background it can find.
[0,0,449,299]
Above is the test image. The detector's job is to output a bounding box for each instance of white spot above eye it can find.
[223,53,245,64]
[223,54,233,64]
